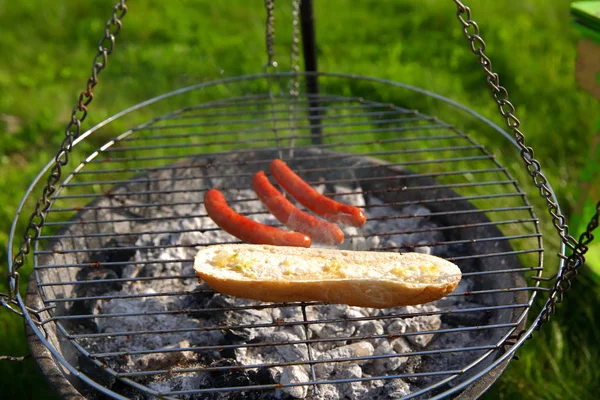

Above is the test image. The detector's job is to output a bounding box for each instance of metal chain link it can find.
[289,0,301,97]
[285,0,302,158]
[265,0,277,70]
[452,0,600,332]
[5,0,127,304]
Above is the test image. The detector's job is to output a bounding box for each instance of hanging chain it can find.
[289,0,301,97]
[265,0,277,70]
[285,0,302,158]
[452,0,600,332]
[5,0,127,304]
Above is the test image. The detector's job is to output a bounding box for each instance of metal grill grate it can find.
[23,74,547,399]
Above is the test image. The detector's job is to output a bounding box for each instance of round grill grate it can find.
[20,74,548,399]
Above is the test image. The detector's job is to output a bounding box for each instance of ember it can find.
[36,149,526,399]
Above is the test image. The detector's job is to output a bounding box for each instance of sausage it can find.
[269,159,367,227]
[252,171,345,246]
[204,188,312,248]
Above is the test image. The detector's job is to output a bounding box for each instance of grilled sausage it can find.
[252,171,345,245]
[204,188,312,248]
[269,159,367,227]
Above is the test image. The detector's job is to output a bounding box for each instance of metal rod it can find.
[35,219,537,256]
[36,267,543,288]
[92,338,495,361]
[162,370,463,396]
[158,103,396,122]
[48,169,503,202]
[43,302,528,323]
[95,121,453,156]
[41,185,521,227]
[38,275,196,287]
[114,344,498,377]
[50,166,505,204]
[44,188,518,216]
[118,108,410,133]
[299,0,322,144]
[67,318,517,342]
[69,154,492,177]
[44,284,542,304]
[34,218,539,270]
[125,111,423,134]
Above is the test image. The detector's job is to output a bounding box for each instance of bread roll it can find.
[193,244,462,308]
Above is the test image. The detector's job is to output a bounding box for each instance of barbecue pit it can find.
[5,1,598,399]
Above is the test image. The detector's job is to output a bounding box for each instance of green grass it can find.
[1,0,599,399]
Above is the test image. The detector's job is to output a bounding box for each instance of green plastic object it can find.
[570,2,600,276]
[569,114,600,276]
[571,1,600,41]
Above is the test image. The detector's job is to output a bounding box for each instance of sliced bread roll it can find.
[193,244,462,308]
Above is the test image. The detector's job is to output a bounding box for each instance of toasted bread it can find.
[193,244,462,308]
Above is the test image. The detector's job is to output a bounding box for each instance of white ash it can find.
[75,186,484,399]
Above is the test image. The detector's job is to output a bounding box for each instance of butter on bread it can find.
[193,244,462,308]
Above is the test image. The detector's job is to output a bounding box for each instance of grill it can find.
[4,1,598,399]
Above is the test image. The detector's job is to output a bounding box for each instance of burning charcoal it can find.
[339,364,370,400]
[344,308,366,321]
[365,198,447,251]
[332,183,366,208]
[414,240,433,255]
[311,340,344,353]
[356,306,384,318]
[129,340,195,371]
[391,337,412,355]
[309,305,357,339]
[355,320,384,338]
[88,237,137,268]
[224,307,277,342]
[363,378,386,398]
[208,358,272,399]
[235,331,307,373]
[313,384,340,399]
[147,370,211,400]
[313,321,356,339]
[385,305,442,349]
[370,339,406,374]
[279,365,310,399]
[67,267,123,333]
[76,161,496,398]
[366,234,381,250]
[338,225,368,251]
[440,301,490,327]
[74,267,122,293]
[275,342,309,363]
[384,378,411,398]
[315,342,375,376]
[406,325,440,348]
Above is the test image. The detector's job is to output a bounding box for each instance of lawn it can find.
[1,0,599,399]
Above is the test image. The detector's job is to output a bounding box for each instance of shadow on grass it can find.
[484,265,600,400]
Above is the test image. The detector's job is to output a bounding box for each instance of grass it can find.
[1,0,599,399]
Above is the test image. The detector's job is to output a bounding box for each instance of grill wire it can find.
[28,80,545,399]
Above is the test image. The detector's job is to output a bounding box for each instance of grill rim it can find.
[10,71,564,398]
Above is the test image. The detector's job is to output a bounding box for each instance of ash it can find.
[77,184,482,400]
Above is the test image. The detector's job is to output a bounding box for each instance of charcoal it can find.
[280,365,310,398]
[384,378,412,398]
[206,359,273,400]
[48,151,524,399]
